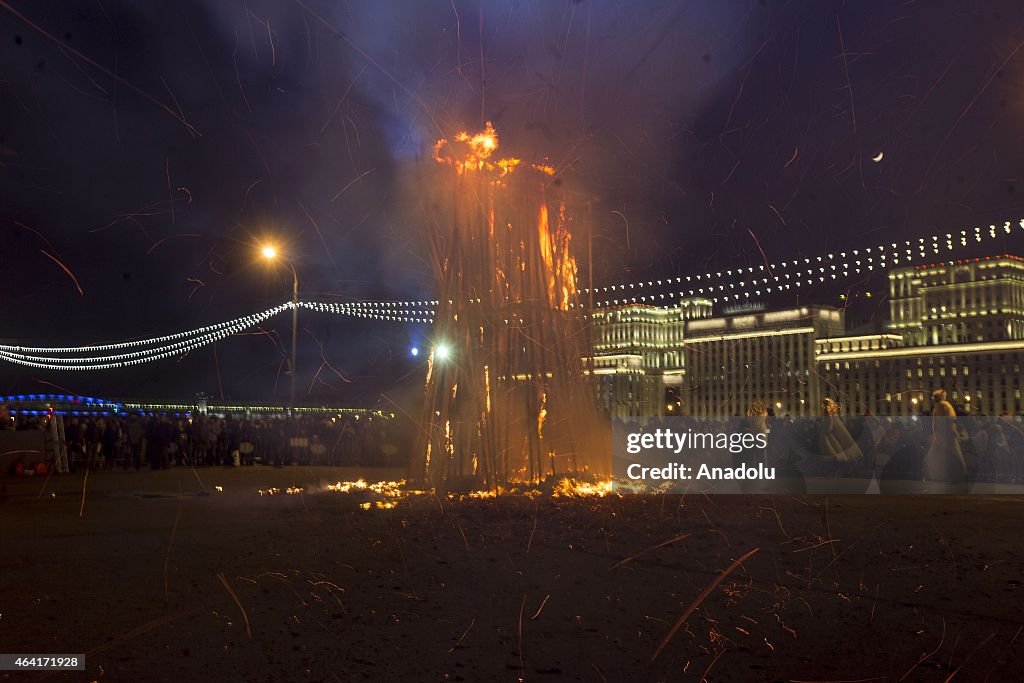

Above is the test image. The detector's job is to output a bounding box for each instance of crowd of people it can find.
[756,401,1022,487]
[3,411,410,472]
[5,389,1024,486]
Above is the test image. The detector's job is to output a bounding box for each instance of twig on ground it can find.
[448,617,475,653]
[527,505,538,553]
[217,571,252,639]
[699,648,726,682]
[164,491,184,602]
[650,547,760,662]
[530,594,550,620]
[609,533,690,571]
[79,465,89,517]
[518,593,527,677]
[900,617,945,681]
[944,632,994,682]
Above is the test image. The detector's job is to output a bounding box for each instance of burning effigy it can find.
[412,123,609,491]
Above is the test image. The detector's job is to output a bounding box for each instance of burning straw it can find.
[412,123,608,491]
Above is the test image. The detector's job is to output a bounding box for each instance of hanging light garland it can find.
[589,219,1022,306]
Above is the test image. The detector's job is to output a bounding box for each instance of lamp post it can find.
[261,245,299,413]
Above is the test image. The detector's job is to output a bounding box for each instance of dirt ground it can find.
[1,466,1023,682]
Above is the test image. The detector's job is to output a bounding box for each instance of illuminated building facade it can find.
[683,305,843,417]
[889,254,1024,345]
[590,300,705,417]
[823,255,1024,416]
[592,255,1024,417]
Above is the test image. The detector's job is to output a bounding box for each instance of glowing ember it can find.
[552,478,618,498]
[326,479,423,497]
[326,479,369,493]
[257,486,304,496]
[358,501,397,510]
[454,489,499,500]
[321,477,628,503]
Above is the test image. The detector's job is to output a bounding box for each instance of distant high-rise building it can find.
[889,254,1024,345]
[591,254,1024,417]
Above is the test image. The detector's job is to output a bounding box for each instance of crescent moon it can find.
[871,151,884,163]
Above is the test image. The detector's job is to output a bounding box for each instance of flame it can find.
[536,203,578,310]
[433,121,522,176]
[444,419,454,461]
[484,365,491,414]
[455,121,499,159]
[537,391,548,440]
[456,489,498,499]
[556,204,578,310]
[488,197,495,239]
[326,479,411,496]
[538,203,556,307]
[359,501,397,510]
[551,478,617,498]
[320,477,626,503]
[257,486,303,496]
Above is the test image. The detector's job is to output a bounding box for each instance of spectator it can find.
[923,389,966,489]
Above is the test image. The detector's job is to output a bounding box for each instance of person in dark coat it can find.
[147,417,171,470]
[101,419,120,470]
[84,419,101,469]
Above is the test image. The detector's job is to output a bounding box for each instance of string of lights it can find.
[0,326,244,370]
[0,302,434,370]
[585,219,1024,306]
[0,309,282,365]
[0,303,292,353]
[305,219,1024,310]
[296,301,434,324]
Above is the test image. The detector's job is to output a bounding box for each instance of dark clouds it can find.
[1,0,1023,400]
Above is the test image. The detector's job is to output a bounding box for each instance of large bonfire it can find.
[412,123,608,491]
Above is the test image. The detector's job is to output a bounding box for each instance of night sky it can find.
[2,0,1023,402]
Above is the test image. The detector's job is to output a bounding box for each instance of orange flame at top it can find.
[455,122,499,160]
[434,122,577,311]
[435,121,521,176]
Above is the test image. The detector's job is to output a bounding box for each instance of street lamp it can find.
[261,244,299,413]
